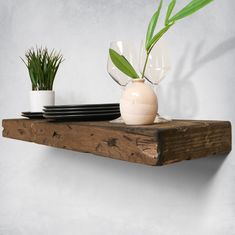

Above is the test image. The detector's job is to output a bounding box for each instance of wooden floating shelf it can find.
[2,119,232,166]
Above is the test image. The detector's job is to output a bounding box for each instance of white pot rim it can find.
[30,90,55,93]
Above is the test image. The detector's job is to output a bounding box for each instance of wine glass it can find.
[107,41,139,88]
[107,41,139,123]
[139,39,171,122]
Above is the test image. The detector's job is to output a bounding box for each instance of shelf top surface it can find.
[2,118,231,134]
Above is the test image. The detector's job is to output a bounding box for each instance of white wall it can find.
[0,0,234,234]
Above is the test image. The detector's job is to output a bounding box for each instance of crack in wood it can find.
[136,137,158,160]
[96,143,102,152]
[106,138,118,147]
[52,131,61,139]
[17,129,24,135]
[123,135,132,141]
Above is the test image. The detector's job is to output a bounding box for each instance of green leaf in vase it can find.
[109,49,139,79]
[168,0,214,23]
[165,0,176,26]
[146,23,174,52]
[145,0,163,50]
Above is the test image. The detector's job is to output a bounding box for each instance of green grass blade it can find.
[28,68,36,88]
[145,0,163,50]
[165,0,176,26]
[146,23,173,52]
[168,0,214,23]
[109,49,139,79]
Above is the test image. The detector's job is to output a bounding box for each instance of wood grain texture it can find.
[2,119,232,166]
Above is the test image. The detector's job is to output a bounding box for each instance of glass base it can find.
[154,114,171,123]
[110,116,124,123]
[110,114,171,124]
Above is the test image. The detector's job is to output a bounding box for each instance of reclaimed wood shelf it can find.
[2,119,232,166]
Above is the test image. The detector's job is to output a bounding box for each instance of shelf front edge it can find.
[2,119,232,166]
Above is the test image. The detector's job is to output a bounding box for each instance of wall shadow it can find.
[37,147,227,198]
[163,37,235,118]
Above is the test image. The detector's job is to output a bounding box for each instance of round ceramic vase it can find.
[120,79,157,125]
[30,90,55,112]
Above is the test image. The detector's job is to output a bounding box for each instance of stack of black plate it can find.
[43,103,120,121]
[22,112,44,119]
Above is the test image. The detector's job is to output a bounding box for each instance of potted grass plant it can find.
[109,0,214,125]
[22,47,63,112]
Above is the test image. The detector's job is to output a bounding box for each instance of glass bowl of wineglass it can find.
[107,41,139,88]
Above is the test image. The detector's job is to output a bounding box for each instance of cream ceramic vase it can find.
[120,79,157,125]
[30,90,55,112]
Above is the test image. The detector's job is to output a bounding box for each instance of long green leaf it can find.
[165,0,176,26]
[146,23,174,52]
[168,0,214,23]
[145,0,163,50]
[109,49,139,79]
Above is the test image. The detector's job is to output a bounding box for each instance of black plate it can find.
[44,103,119,109]
[43,112,120,121]
[43,104,120,112]
[43,108,120,115]
[21,112,44,119]
[44,106,120,112]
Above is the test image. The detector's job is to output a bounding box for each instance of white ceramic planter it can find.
[30,90,55,112]
[120,79,157,125]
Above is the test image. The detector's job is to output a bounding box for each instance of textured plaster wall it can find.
[0,0,235,234]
